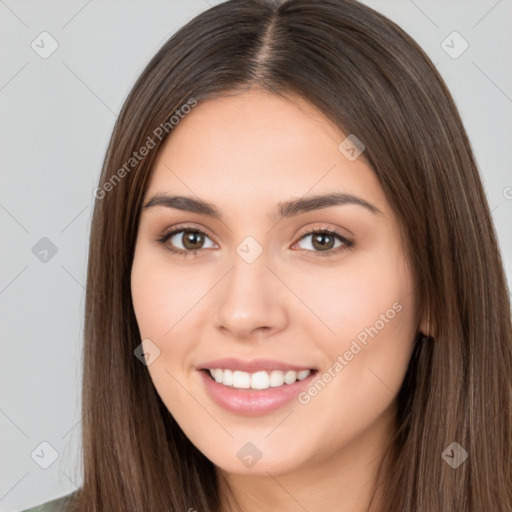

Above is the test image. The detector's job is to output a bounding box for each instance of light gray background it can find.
[1,1,511,511]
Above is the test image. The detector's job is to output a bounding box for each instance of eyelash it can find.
[155,224,355,259]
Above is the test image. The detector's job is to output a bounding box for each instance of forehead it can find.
[145,89,387,217]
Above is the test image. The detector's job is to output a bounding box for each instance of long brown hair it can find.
[70,0,512,510]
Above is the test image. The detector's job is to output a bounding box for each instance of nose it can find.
[214,247,289,340]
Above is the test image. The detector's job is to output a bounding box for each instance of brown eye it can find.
[156,226,215,256]
[156,225,353,259]
[311,232,337,251]
[295,229,353,256]
[180,230,206,250]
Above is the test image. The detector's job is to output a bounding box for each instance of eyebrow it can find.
[142,192,382,219]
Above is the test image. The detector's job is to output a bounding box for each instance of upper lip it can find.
[198,358,316,373]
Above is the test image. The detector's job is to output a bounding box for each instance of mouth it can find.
[197,363,319,416]
[201,368,316,390]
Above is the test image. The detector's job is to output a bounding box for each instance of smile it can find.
[207,368,311,390]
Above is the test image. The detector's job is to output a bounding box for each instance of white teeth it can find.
[297,370,310,380]
[223,369,233,386]
[284,370,297,384]
[269,370,285,387]
[206,368,311,389]
[250,371,269,389]
[232,370,250,389]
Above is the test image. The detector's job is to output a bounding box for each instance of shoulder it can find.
[19,491,77,512]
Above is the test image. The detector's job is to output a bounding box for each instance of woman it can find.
[23,0,512,510]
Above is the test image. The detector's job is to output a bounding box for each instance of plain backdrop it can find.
[1,1,511,511]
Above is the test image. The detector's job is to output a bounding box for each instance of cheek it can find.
[131,246,203,342]
[130,249,200,415]
[296,246,418,419]
[291,243,416,344]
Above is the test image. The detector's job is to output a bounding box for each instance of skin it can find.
[131,89,427,512]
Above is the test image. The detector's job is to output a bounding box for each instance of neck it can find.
[217,403,396,512]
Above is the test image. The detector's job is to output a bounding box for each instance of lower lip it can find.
[198,369,317,416]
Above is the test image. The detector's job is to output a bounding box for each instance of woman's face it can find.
[131,89,421,477]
